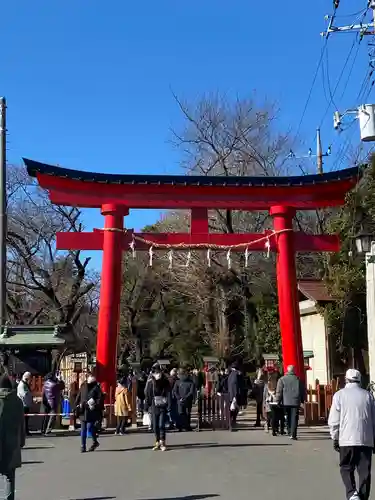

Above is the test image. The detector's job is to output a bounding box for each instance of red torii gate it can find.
[24,158,360,394]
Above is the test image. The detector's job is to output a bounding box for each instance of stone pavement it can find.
[11,427,350,500]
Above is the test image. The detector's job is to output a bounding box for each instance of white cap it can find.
[345,368,361,383]
[22,372,31,381]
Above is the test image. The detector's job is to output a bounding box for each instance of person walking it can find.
[145,364,171,451]
[40,372,59,435]
[263,375,279,435]
[74,373,102,453]
[114,380,132,435]
[253,365,267,427]
[173,369,195,431]
[17,371,33,436]
[275,365,304,440]
[228,361,244,430]
[0,374,26,500]
[328,369,375,500]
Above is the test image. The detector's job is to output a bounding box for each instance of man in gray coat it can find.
[0,374,25,500]
[328,369,375,500]
[275,365,304,440]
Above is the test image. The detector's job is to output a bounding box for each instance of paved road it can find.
[10,427,349,500]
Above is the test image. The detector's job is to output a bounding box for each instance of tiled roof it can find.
[298,280,333,302]
[24,158,362,188]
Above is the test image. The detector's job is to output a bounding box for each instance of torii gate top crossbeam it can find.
[24,158,360,210]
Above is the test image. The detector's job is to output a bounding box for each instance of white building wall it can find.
[300,300,328,387]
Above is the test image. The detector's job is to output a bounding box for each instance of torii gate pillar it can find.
[271,205,304,380]
[96,204,127,396]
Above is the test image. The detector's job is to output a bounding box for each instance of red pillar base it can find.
[270,206,304,382]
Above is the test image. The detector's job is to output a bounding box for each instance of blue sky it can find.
[2,0,372,268]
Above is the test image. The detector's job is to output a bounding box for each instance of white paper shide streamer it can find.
[168,249,173,269]
[129,238,136,259]
[245,247,249,267]
[149,246,154,267]
[207,248,211,267]
[226,249,231,269]
[265,237,271,258]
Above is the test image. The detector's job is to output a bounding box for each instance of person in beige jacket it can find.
[114,381,132,435]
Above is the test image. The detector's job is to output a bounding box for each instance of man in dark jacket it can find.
[75,373,103,453]
[276,365,305,440]
[0,375,25,500]
[173,369,195,431]
[41,372,60,435]
[228,362,244,429]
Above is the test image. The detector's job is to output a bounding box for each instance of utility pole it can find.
[316,128,323,174]
[322,1,375,38]
[287,128,330,173]
[0,98,7,333]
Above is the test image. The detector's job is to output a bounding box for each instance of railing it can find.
[304,379,340,425]
[197,393,231,431]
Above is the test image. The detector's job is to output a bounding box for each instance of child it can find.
[263,376,278,436]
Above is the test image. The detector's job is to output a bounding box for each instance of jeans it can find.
[152,407,167,442]
[3,469,15,500]
[116,417,127,434]
[81,421,98,449]
[340,446,372,500]
[285,406,299,438]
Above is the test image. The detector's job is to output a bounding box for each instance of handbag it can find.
[143,412,151,427]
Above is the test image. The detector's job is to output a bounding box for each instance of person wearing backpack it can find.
[145,365,171,451]
[0,374,26,500]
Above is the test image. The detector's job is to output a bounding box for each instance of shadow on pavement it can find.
[137,495,219,500]
[99,442,290,452]
[71,497,116,500]
[22,460,44,465]
[23,446,55,450]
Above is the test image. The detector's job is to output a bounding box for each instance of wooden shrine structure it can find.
[24,158,360,395]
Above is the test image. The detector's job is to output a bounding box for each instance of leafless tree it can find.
[5,165,99,351]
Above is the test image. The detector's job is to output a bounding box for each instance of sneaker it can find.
[81,447,86,453]
[89,441,100,452]
[153,441,160,451]
[264,423,269,433]
[160,441,167,452]
[349,494,360,500]
[290,436,297,441]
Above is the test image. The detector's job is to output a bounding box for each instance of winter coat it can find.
[42,379,60,411]
[328,382,375,447]
[228,369,245,404]
[276,373,305,407]
[74,382,103,423]
[217,375,229,395]
[145,376,171,412]
[173,375,195,409]
[17,380,33,408]
[0,388,25,473]
[114,385,132,417]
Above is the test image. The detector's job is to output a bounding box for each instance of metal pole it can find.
[0,98,7,332]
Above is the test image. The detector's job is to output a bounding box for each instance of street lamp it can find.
[355,231,375,387]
